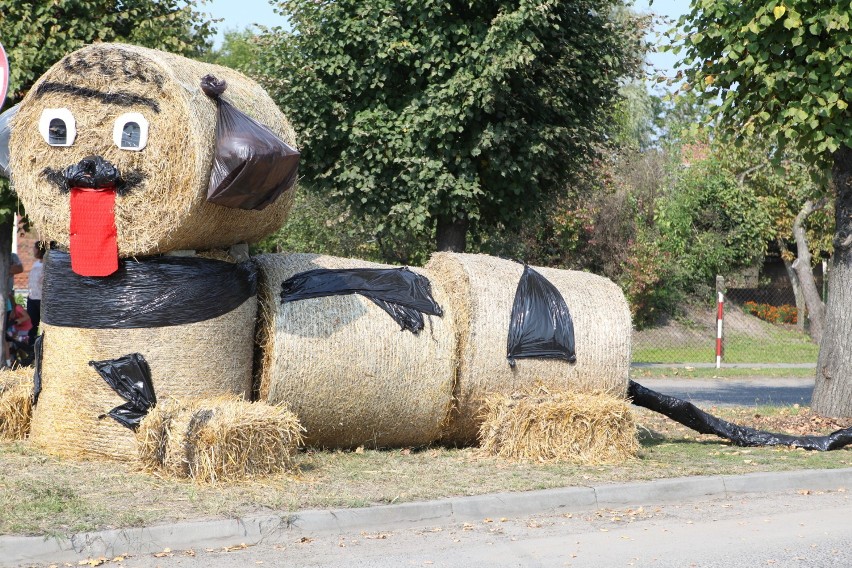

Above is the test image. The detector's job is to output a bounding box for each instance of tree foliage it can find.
[258,0,648,251]
[673,0,851,163]
[1,0,216,107]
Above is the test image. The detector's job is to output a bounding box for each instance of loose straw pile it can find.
[137,396,304,482]
[0,369,35,441]
[478,385,638,464]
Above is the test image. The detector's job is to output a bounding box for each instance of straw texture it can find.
[426,253,633,445]
[137,396,304,482]
[478,385,639,464]
[254,253,457,449]
[9,43,297,256]
[0,369,35,441]
[29,298,257,460]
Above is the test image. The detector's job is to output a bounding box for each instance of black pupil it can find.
[48,118,67,145]
[121,122,141,148]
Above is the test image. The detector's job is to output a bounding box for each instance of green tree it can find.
[0,0,215,355]
[257,0,648,253]
[675,0,852,415]
[204,28,262,71]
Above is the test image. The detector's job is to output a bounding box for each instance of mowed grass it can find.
[1,405,850,536]
[633,328,819,364]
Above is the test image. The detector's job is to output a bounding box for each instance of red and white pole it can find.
[715,290,724,368]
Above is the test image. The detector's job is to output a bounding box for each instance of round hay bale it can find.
[28,298,257,460]
[9,43,297,256]
[0,368,35,441]
[254,253,457,449]
[426,253,633,445]
[140,396,304,482]
[478,386,638,464]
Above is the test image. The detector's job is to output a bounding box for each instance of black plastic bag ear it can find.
[0,104,19,179]
[507,265,576,367]
[201,75,300,211]
[90,353,156,430]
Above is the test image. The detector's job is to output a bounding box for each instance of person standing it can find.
[26,241,44,342]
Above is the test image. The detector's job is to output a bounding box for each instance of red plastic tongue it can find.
[69,188,118,277]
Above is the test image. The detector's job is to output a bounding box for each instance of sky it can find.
[203,0,689,77]
[204,0,288,47]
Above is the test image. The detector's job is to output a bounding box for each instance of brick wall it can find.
[14,229,38,293]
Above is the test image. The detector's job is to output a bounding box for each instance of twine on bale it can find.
[29,297,257,461]
[426,253,633,445]
[254,253,457,449]
[9,43,298,256]
[137,396,304,482]
[0,369,35,441]
[478,385,639,464]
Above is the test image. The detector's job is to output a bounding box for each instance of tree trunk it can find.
[777,239,806,333]
[813,145,852,416]
[790,199,827,343]
[436,215,468,252]
[0,216,12,366]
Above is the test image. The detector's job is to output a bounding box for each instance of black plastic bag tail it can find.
[91,353,156,430]
[202,74,300,211]
[280,267,443,333]
[507,265,576,367]
[628,380,852,451]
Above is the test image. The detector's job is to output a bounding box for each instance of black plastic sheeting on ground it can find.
[628,380,852,451]
[280,267,443,333]
[201,74,300,211]
[42,250,257,329]
[91,353,156,430]
[507,265,576,367]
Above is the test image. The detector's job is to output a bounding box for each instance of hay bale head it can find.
[9,43,297,257]
[426,253,633,444]
[255,253,457,449]
[28,297,257,460]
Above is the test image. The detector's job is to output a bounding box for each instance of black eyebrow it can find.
[35,82,160,113]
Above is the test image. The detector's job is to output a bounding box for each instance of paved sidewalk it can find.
[4,468,852,567]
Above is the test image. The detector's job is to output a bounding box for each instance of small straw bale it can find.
[9,43,298,256]
[426,253,633,445]
[137,396,304,482]
[0,368,35,441]
[478,385,639,464]
[254,253,458,449]
[29,297,257,461]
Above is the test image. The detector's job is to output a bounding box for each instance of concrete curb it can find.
[5,468,852,567]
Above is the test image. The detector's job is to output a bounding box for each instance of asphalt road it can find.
[52,489,852,568]
[635,377,814,407]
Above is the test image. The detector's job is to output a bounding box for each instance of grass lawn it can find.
[1,406,850,537]
[632,328,819,365]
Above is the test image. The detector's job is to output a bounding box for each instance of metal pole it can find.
[715,275,725,369]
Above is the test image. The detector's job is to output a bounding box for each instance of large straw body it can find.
[29,299,256,460]
[255,253,457,448]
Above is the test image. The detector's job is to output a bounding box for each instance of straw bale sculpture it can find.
[0,42,638,465]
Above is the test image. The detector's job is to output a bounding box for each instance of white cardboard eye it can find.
[113,112,149,151]
[38,108,76,147]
